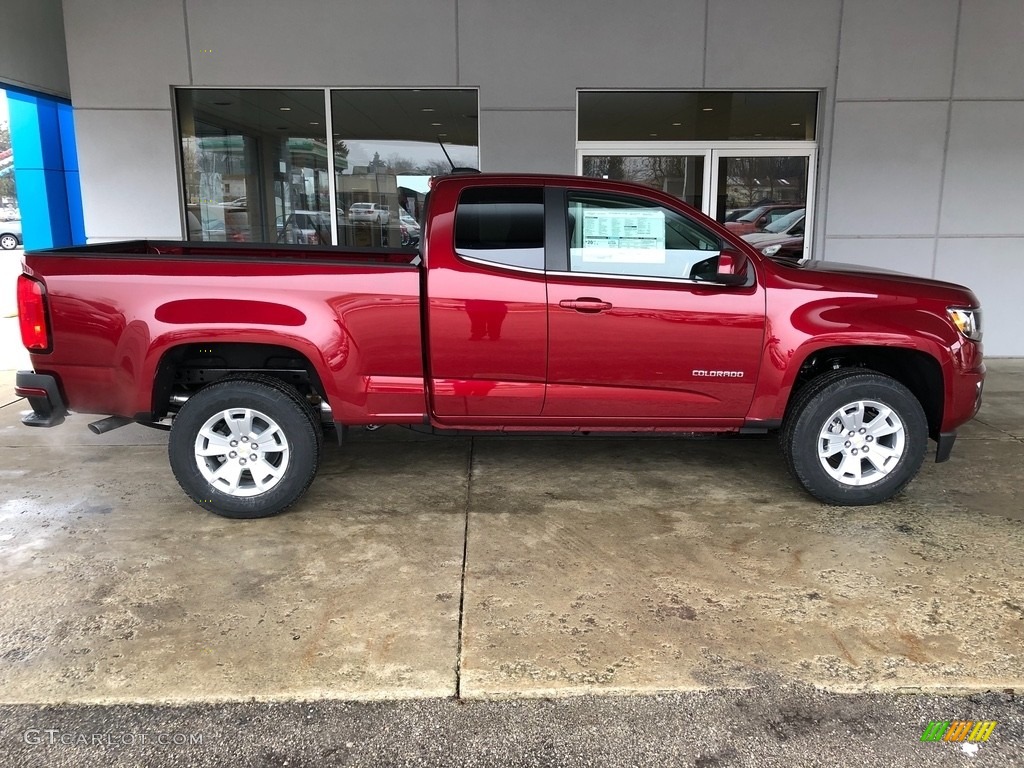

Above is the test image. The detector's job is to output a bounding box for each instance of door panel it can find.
[427,186,548,418]
[545,277,764,419]
[428,267,548,417]
[544,189,765,421]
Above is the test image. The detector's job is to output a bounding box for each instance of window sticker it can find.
[579,209,666,263]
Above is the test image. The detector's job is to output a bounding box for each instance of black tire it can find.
[0,233,18,250]
[781,370,928,506]
[168,377,322,518]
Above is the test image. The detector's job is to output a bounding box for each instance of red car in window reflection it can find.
[742,208,805,260]
[724,204,803,236]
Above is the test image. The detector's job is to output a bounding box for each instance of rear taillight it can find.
[17,274,52,353]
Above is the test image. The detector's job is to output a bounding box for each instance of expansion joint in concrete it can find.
[455,437,474,699]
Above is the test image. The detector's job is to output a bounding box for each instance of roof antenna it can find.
[438,137,480,174]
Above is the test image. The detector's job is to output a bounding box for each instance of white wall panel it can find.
[187,0,457,87]
[954,0,1024,99]
[822,238,936,278]
[935,238,1024,356]
[479,110,575,174]
[939,101,1024,236]
[836,0,958,100]
[62,0,189,108]
[459,0,705,109]
[825,101,947,236]
[0,0,70,98]
[705,0,841,88]
[74,110,183,240]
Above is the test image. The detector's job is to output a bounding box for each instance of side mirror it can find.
[713,250,749,286]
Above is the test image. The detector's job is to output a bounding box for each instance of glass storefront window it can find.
[330,89,478,248]
[578,91,818,142]
[177,89,329,243]
[176,88,479,247]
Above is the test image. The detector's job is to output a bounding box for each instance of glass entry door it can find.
[579,145,816,259]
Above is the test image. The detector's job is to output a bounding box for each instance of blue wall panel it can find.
[6,88,85,250]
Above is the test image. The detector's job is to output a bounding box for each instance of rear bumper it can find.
[14,371,67,427]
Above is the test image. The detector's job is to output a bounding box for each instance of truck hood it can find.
[775,259,980,304]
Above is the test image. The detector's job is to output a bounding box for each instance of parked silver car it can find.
[0,219,22,250]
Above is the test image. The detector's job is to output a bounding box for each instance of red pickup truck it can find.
[16,173,985,518]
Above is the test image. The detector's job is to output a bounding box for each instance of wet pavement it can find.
[0,361,1022,763]
[1,365,1023,704]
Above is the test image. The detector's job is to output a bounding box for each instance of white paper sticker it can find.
[580,209,666,263]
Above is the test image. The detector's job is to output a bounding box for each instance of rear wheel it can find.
[781,370,928,505]
[0,234,18,250]
[168,377,321,518]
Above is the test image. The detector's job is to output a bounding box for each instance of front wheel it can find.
[781,371,928,505]
[0,234,18,250]
[168,378,321,518]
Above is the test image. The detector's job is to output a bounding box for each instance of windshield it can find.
[764,208,804,234]
[736,206,769,223]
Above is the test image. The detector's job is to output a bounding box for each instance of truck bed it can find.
[22,239,426,423]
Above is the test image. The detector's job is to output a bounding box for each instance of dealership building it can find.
[2,0,1023,355]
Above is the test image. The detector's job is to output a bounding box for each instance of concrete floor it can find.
[0,363,1021,705]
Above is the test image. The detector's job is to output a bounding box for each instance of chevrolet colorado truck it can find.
[15,173,985,518]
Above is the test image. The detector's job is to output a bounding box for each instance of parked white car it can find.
[348,203,390,225]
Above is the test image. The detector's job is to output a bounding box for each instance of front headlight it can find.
[947,307,982,341]
[761,244,782,256]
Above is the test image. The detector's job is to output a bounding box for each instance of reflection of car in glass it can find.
[278,210,330,245]
[724,204,803,236]
[722,207,752,223]
[742,208,805,259]
[399,211,421,246]
[349,203,390,225]
[186,207,230,241]
[1,220,23,250]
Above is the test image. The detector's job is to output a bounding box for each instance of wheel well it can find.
[152,343,327,419]
[790,346,944,439]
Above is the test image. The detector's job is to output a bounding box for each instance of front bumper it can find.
[14,371,67,427]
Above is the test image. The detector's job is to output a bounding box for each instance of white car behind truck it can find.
[348,203,390,224]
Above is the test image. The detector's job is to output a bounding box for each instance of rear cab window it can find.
[454,187,545,271]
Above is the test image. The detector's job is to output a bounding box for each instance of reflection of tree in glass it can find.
[333,140,350,170]
[724,157,807,207]
[583,156,693,189]
[0,122,16,203]
[583,156,702,208]
[363,152,463,176]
